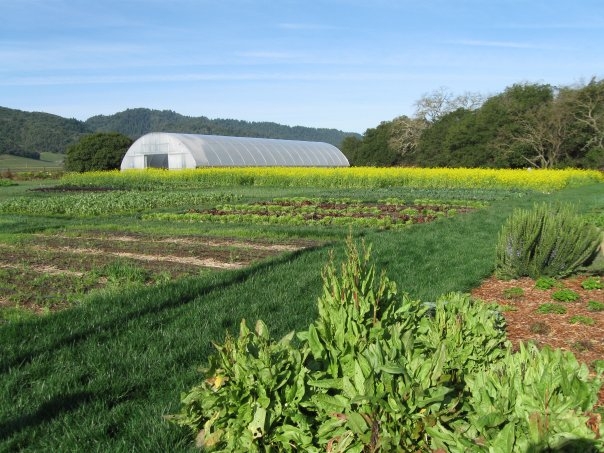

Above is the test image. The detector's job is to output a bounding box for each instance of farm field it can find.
[0,167,603,451]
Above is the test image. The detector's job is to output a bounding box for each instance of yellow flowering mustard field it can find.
[61,167,603,192]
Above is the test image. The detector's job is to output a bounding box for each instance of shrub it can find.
[552,288,580,302]
[170,239,508,451]
[495,203,602,279]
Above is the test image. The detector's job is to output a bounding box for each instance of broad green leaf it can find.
[247,405,266,439]
[255,319,269,339]
[379,364,407,375]
[307,324,324,360]
[489,422,515,453]
[308,378,343,390]
[313,394,350,412]
[347,412,370,436]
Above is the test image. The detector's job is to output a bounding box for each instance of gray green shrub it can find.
[495,203,602,279]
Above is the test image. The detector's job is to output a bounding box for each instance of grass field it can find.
[0,169,602,451]
[0,152,64,173]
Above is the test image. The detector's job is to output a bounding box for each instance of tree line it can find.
[0,107,358,160]
[85,108,356,147]
[341,78,604,169]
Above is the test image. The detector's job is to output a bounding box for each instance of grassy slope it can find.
[0,152,64,172]
[0,183,602,451]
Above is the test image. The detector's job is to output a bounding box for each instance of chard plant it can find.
[428,342,603,452]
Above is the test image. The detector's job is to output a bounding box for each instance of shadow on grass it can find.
[0,245,328,375]
[0,391,94,439]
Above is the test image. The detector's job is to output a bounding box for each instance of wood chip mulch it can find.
[471,275,604,406]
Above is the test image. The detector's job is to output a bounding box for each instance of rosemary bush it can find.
[495,203,602,279]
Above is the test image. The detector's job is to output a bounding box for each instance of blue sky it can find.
[1,0,603,133]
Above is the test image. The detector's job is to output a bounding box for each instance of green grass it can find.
[0,152,64,172]
[0,181,602,451]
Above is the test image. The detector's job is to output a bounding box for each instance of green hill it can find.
[0,106,358,159]
[0,107,91,158]
[85,108,357,147]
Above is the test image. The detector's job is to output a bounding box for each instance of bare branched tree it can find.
[414,87,485,123]
[566,78,604,150]
[513,102,572,168]
[388,115,427,157]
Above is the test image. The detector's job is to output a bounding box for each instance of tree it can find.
[414,87,485,123]
[387,115,427,159]
[566,78,604,152]
[339,135,362,164]
[512,101,573,168]
[64,132,132,172]
[354,122,400,166]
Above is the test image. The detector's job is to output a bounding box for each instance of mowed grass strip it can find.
[0,183,601,451]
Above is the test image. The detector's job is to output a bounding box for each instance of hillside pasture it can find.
[0,152,64,173]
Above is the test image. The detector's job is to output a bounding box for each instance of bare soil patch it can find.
[0,232,322,314]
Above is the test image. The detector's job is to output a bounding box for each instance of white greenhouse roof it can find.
[120,132,349,170]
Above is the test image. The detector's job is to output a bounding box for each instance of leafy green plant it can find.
[569,315,595,326]
[534,276,558,290]
[552,288,580,302]
[591,360,604,374]
[587,300,604,312]
[536,303,567,314]
[170,238,510,452]
[502,286,524,299]
[495,203,602,279]
[582,276,603,290]
[428,342,603,452]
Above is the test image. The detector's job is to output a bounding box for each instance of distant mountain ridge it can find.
[0,106,358,158]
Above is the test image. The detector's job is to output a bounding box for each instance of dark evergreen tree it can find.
[64,132,132,172]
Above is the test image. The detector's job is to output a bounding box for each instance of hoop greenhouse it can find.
[120,133,350,170]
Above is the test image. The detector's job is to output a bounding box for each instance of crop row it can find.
[143,197,475,229]
[0,190,240,216]
[59,167,604,192]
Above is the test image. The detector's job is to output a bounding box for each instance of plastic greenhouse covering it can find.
[120,133,349,170]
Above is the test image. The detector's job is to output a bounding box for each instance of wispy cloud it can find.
[446,39,567,51]
[235,51,302,60]
[0,70,432,87]
[278,22,338,31]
